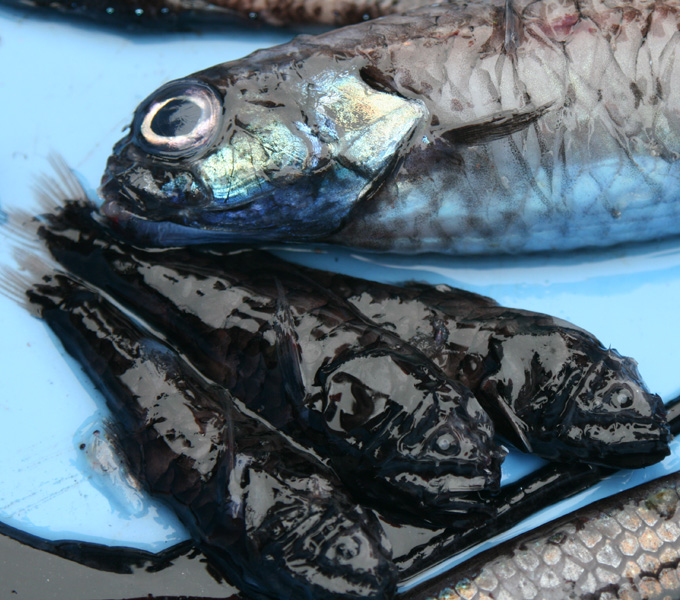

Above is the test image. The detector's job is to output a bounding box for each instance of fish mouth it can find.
[592,436,671,469]
[577,419,672,469]
[98,196,261,247]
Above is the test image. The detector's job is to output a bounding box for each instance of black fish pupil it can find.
[150,98,202,138]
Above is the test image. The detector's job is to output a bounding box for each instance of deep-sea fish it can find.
[405,469,680,600]
[23,270,397,600]
[301,270,672,468]
[32,200,506,526]
[38,200,670,474]
[100,0,680,255]
[0,0,440,29]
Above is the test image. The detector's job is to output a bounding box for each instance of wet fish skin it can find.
[25,272,397,600]
[37,201,505,525]
[100,0,680,255]
[404,470,680,600]
[40,201,671,481]
[0,0,440,29]
[302,269,671,469]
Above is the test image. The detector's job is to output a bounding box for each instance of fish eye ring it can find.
[608,386,634,409]
[134,79,222,159]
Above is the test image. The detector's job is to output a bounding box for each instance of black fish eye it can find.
[149,98,203,138]
[134,79,222,159]
[328,537,360,562]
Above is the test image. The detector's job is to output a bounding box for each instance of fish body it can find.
[303,272,671,468]
[38,201,669,479]
[405,469,680,600]
[0,0,441,29]
[26,271,397,600]
[4,192,675,591]
[37,202,505,525]
[101,0,680,255]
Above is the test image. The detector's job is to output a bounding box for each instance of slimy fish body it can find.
[101,0,680,255]
[37,201,505,525]
[304,271,671,468]
[2,191,675,596]
[24,271,397,600]
[34,200,669,508]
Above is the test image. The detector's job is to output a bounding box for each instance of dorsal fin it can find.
[504,0,521,55]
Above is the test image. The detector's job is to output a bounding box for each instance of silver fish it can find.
[404,469,680,600]
[100,0,680,254]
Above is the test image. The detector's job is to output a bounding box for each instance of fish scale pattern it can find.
[412,473,680,600]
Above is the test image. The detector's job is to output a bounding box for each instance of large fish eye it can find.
[134,79,222,159]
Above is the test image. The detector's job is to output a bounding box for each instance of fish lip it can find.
[588,431,672,468]
[98,197,265,246]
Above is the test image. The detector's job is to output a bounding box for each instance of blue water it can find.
[1,4,680,591]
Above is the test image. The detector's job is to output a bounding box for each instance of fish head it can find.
[323,352,504,507]
[245,469,396,599]
[551,347,670,468]
[99,65,426,246]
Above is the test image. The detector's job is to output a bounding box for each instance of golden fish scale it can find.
[416,474,680,600]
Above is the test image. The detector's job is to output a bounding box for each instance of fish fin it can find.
[503,0,521,55]
[273,278,306,403]
[492,395,534,453]
[35,153,91,212]
[440,102,552,146]
[0,154,99,313]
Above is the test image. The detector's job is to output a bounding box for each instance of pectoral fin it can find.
[441,103,553,146]
[273,279,306,403]
[493,396,534,454]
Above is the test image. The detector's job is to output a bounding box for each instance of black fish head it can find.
[324,352,505,505]
[549,350,670,468]
[99,62,426,247]
[245,470,396,600]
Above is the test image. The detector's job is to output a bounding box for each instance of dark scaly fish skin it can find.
[100,0,680,255]
[301,272,672,469]
[0,0,440,30]
[38,201,505,525]
[405,469,680,600]
[25,272,397,600]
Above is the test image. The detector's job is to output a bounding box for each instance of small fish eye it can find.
[434,433,459,454]
[134,79,222,159]
[330,538,360,561]
[436,434,454,451]
[609,387,634,409]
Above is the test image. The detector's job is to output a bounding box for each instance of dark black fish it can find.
[24,270,397,600]
[33,201,505,526]
[318,276,671,469]
[43,201,670,472]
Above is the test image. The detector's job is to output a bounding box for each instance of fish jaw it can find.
[98,66,427,245]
